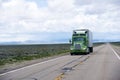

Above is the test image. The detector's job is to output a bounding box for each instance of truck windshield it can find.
[73,37,84,42]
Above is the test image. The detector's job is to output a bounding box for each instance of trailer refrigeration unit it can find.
[70,29,93,55]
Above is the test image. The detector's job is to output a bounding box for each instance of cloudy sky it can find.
[0,0,120,44]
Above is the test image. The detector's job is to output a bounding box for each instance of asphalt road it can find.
[0,43,120,80]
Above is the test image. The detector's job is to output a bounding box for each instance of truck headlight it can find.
[70,47,74,50]
[83,47,87,50]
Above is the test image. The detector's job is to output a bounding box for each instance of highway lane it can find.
[62,44,120,80]
[0,54,87,80]
[0,43,120,80]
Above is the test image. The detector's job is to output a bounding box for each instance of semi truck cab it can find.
[70,29,93,55]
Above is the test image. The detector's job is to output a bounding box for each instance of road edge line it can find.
[0,56,67,76]
[110,45,120,60]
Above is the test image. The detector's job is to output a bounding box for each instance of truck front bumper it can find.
[70,49,88,55]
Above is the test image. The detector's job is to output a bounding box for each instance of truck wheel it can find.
[70,53,74,55]
[89,47,93,53]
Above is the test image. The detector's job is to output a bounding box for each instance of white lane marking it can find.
[0,55,68,76]
[110,45,120,60]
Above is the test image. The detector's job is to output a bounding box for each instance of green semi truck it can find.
[70,29,93,55]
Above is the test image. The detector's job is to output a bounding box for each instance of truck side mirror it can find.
[69,39,72,43]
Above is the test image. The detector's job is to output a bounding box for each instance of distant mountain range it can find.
[0,39,119,45]
[0,41,22,45]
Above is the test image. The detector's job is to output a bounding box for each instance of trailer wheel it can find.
[86,52,89,54]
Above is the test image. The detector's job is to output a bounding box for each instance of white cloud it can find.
[48,0,75,11]
[0,0,120,43]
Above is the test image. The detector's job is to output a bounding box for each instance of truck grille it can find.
[75,44,81,50]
